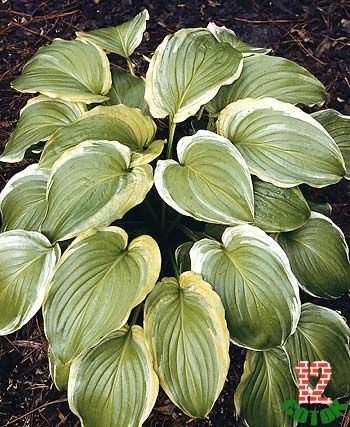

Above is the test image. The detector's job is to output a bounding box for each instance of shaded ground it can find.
[0,0,349,426]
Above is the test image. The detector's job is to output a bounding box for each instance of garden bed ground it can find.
[0,0,349,426]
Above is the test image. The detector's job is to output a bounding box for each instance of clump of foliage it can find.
[1,10,350,427]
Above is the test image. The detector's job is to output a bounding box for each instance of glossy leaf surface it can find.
[144,272,229,417]
[190,224,301,350]
[154,130,254,225]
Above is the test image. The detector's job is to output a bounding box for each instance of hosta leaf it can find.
[190,224,301,350]
[0,230,59,335]
[41,140,153,241]
[76,9,149,58]
[217,98,345,188]
[306,199,332,217]
[0,96,86,163]
[204,223,226,241]
[11,39,112,104]
[235,348,298,427]
[313,109,350,179]
[68,326,158,427]
[0,164,48,232]
[175,242,193,274]
[207,55,326,114]
[105,67,148,113]
[207,22,271,56]
[44,227,160,389]
[40,105,156,169]
[154,130,254,225]
[277,212,350,299]
[144,272,230,418]
[130,139,165,167]
[145,28,243,123]
[283,303,350,399]
[253,179,310,232]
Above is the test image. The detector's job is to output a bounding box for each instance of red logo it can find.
[295,361,332,405]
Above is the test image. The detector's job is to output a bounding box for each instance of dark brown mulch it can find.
[0,1,349,426]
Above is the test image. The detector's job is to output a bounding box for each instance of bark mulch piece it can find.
[0,1,349,426]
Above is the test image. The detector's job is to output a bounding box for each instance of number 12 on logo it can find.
[295,361,332,405]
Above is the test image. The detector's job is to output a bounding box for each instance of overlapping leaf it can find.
[41,140,153,241]
[313,109,350,179]
[68,326,158,427]
[235,348,298,427]
[144,272,230,418]
[277,213,350,299]
[207,22,271,56]
[0,230,59,335]
[217,98,345,187]
[283,303,350,399]
[39,105,159,169]
[190,224,301,350]
[105,67,148,113]
[145,28,243,123]
[175,242,193,274]
[253,179,310,232]
[154,130,254,225]
[207,55,326,114]
[0,96,86,163]
[306,199,332,217]
[11,39,112,103]
[44,227,160,389]
[0,164,48,232]
[76,9,149,58]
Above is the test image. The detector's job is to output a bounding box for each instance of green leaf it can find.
[190,224,301,350]
[105,67,148,113]
[217,98,345,188]
[205,179,311,235]
[283,303,350,399]
[207,22,271,56]
[145,28,243,123]
[306,199,332,217]
[206,55,326,114]
[76,9,149,58]
[253,179,310,232]
[175,242,193,274]
[154,130,254,225]
[41,140,153,241]
[68,326,159,427]
[312,109,350,179]
[144,272,230,418]
[11,39,112,104]
[277,212,350,299]
[0,230,59,335]
[39,104,157,169]
[0,164,48,232]
[235,348,298,427]
[44,227,160,389]
[0,96,86,163]
[204,223,226,241]
[130,139,165,168]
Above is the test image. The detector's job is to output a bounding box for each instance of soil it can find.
[0,0,350,426]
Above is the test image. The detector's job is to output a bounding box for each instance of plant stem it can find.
[129,304,142,327]
[207,114,216,131]
[161,117,177,231]
[197,105,205,120]
[167,249,179,278]
[126,57,136,76]
[166,117,176,159]
[178,224,202,242]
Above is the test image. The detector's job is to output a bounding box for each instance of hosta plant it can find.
[1,9,350,427]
